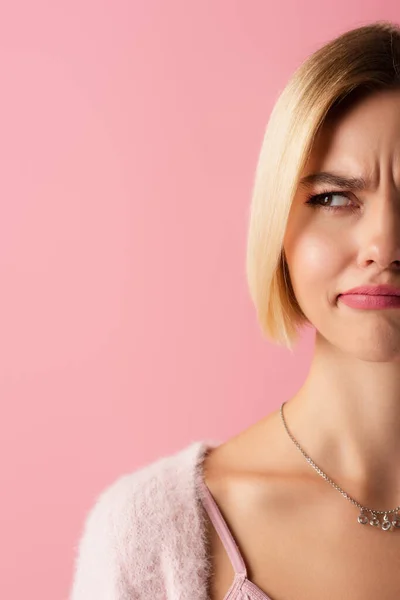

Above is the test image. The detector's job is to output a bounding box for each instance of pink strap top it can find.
[198,476,272,600]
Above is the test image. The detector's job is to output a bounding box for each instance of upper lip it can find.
[340,284,400,296]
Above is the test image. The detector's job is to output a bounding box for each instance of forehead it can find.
[306,88,400,178]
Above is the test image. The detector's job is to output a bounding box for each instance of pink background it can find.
[0,3,397,599]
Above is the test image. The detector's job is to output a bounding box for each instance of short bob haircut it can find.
[246,20,400,352]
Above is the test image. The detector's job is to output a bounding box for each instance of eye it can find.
[304,191,357,213]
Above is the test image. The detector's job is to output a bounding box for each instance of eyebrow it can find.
[299,171,370,191]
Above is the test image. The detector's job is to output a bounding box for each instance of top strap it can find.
[198,475,247,577]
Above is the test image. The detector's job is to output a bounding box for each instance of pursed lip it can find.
[339,284,400,297]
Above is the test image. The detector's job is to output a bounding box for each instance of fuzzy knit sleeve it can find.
[68,440,215,600]
[69,471,144,600]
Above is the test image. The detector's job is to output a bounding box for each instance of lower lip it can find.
[339,294,400,309]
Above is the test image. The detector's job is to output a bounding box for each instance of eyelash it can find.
[304,190,358,213]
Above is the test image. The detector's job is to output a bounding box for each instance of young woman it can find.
[70,20,400,600]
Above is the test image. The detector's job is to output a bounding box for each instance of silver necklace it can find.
[280,401,400,532]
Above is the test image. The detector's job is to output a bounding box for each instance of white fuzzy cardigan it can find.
[69,438,222,599]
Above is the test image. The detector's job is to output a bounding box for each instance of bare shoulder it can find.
[201,407,304,598]
[203,406,297,506]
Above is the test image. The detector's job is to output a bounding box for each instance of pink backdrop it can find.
[0,2,397,599]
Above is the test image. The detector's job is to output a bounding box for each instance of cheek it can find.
[285,232,341,294]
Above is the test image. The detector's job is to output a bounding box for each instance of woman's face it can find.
[283,88,400,361]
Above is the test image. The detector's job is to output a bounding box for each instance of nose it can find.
[356,189,400,271]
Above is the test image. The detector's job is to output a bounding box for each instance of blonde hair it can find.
[246,20,400,351]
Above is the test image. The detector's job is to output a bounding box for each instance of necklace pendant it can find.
[391,512,400,529]
[369,512,380,527]
[357,509,369,525]
[382,513,393,531]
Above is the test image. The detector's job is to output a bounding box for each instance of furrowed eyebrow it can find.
[299,171,369,191]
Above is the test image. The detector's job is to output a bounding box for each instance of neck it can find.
[286,332,400,507]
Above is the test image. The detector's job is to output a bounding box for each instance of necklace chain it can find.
[279,401,400,531]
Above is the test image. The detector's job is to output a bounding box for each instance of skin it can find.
[203,88,400,600]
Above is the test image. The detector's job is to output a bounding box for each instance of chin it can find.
[338,331,400,363]
[315,322,400,363]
